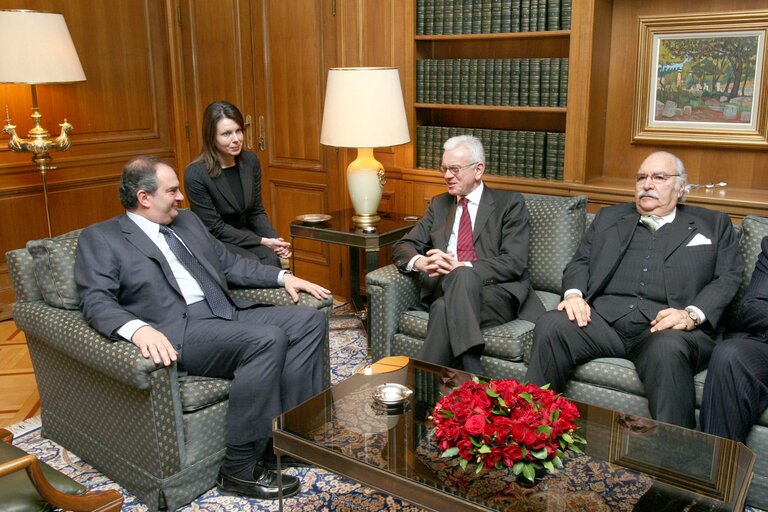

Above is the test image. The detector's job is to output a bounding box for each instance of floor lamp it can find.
[0,9,86,238]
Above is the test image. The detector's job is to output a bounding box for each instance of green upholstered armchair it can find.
[5,230,333,512]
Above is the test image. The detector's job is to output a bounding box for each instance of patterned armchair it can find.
[5,229,333,512]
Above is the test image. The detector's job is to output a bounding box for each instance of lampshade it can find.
[0,10,86,84]
[320,68,409,148]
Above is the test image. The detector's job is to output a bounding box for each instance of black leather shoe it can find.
[216,463,301,499]
[263,454,311,470]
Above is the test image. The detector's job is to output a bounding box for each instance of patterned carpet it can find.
[6,305,765,511]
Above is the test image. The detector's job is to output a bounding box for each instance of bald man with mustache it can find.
[525,151,743,428]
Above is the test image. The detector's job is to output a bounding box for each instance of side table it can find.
[290,209,416,321]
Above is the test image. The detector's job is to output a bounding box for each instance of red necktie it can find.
[456,197,478,261]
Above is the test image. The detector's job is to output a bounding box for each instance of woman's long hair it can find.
[194,100,246,178]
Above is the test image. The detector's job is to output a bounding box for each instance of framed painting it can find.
[632,11,768,148]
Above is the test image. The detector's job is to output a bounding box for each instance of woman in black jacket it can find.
[184,101,290,267]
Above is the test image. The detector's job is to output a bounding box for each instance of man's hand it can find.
[415,249,464,277]
[650,308,695,332]
[558,293,591,327]
[262,237,292,258]
[284,273,331,303]
[131,325,177,366]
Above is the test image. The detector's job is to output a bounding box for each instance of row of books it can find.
[416,58,568,107]
[416,0,572,35]
[416,125,565,180]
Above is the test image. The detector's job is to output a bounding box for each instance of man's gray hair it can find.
[443,135,485,164]
[119,156,164,210]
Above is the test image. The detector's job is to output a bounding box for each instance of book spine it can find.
[520,0,530,32]
[500,58,512,106]
[549,58,560,107]
[537,0,547,31]
[545,131,558,179]
[495,129,507,176]
[508,130,519,177]
[559,58,569,107]
[476,59,487,105]
[511,0,521,32]
[529,0,538,32]
[468,59,479,104]
[556,131,565,180]
[424,0,435,34]
[446,59,456,104]
[524,131,536,178]
[501,0,512,33]
[528,58,541,106]
[491,0,502,33]
[459,59,470,105]
[533,131,546,178]
[511,58,521,106]
[443,0,454,35]
[481,0,492,33]
[487,59,499,106]
[561,0,572,30]
[416,0,426,35]
[417,126,427,168]
[425,126,434,169]
[540,58,551,108]
[519,58,530,106]
[462,0,473,34]
[472,0,483,33]
[434,0,445,35]
[453,0,463,34]
[546,0,560,31]
[416,60,425,104]
[486,129,497,175]
[436,60,446,104]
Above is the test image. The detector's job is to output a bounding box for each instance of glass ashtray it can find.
[373,383,413,405]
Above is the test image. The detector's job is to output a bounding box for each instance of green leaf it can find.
[540,383,551,390]
[439,409,454,419]
[536,424,552,436]
[570,444,584,455]
[562,433,573,443]
[552,455,563,468]
[459,458,468,470]
[498,396,508,408]
[441,447,459,458]
[470,436,482,448]
[519,392,534,405]
[532,448,548,460]
[522,463,536,482]
[486,388,499,398]
[543,460,555,473]
[478,444,491,454]
[475,462,484,474]
[512,461,525,475]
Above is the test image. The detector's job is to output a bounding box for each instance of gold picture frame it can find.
[632,11,768,148]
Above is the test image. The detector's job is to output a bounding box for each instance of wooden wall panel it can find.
[0,0,175,304]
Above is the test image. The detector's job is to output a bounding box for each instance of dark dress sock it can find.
[459,345,484,375]
[221,438,270,479]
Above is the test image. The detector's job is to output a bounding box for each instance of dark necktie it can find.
[159,225,234,319]
[456,197,478,261]
[640,215,663,233]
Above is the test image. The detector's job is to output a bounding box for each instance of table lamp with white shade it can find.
[0,9,86,237]
[320,67,410,227]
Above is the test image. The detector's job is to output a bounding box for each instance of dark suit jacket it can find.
[392,186,544,321]
[564,202,743,331]
[74,210,281,348]
[740,236,768,339]
[184,151,278,250]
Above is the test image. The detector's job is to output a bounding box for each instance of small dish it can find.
[295,213,332,224]
[373,383,413,405]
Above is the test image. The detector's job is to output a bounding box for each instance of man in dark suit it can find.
[74,156,330,500]
[700,235,768,442]
[392,135,544,374]
[525,151,742,428]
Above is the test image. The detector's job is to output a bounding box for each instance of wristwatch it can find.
[684,307,701,327]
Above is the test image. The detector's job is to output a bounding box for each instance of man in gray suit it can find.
[74,156,330,500]
[392,135,544,374]
[526,151,742,428]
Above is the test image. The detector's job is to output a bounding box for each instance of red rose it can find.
[465,414,487,436]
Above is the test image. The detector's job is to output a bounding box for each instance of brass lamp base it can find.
[352,213,381,227]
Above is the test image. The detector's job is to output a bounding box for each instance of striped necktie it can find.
[159,225,234,319]
[456,197,478,261]
[640,215,663,233]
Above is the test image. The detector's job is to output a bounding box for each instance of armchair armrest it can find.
[229,287,333,310]
[366,264,421,360]
[12,302,173,390]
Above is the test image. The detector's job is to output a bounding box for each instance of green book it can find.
[416,60,425,104]
[476,59,487,105]
[511,58,521,106]
[520,0,530,32]
[491,0,502,33]
[528,0,538,32]
[500,59,512,105]
[528,58,541,106]
[431,126,441,169]
[433,0,445,35]
[524,131,536,178]
[454,0,464,34]
[559,58,569,107]
[519,58,530,106]
[459,59,470,104]
[549,58,560,107]
[436,60,446,104]
[472,0,483,33]
[546,0,560,31]
[468,59,479,104]
[443,0,454,35]
[562,0,572,30]
[544,131,558,179]
[416,0,426,35]
[515,130,527,177]
[511,0,521,32]
[537,0,547,31]
[424,126,434,168]
[533,131,546,178]
[462,0,473,34]
[556,131,565,180]
[446,59,456,104]
[540,58,551,107]
[486,129,497,175]
[424,0,435,34]
[496,129,509,175]
[486,59,498,106]
[416,126,427,168]
[507,130,519,176]
[500,0,512,33]
[428,60,438,104]
[481,0,492,33]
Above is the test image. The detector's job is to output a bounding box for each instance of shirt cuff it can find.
[406,255,423,272]
[277,269,291,286]
[117,319,149,342]
[686,305,706,325]
[563,289,583,299]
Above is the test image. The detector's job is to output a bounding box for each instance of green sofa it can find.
[366,193,768,509]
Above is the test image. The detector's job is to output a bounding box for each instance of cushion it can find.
[26,230,82,310]
[178,376,231,412]
[523,194,587,294]
[722,215,768,331]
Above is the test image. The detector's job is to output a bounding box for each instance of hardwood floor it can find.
[0,319,39,428]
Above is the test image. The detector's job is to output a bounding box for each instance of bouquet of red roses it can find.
[431,378,586,482]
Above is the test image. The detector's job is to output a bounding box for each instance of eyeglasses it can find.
[635,173,681,185]
[439,162,479,175]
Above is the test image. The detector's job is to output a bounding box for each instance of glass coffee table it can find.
[273,357,755,511]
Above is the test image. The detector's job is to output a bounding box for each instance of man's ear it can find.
[136,190,151,208]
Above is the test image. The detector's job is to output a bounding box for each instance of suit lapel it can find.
[240,163,254,207]
[119,215,184,297]
[664,209,697,259]
[440,198,457,251]
[214,172,241,211]
[473,187,495,245]
[590,212,639,299]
